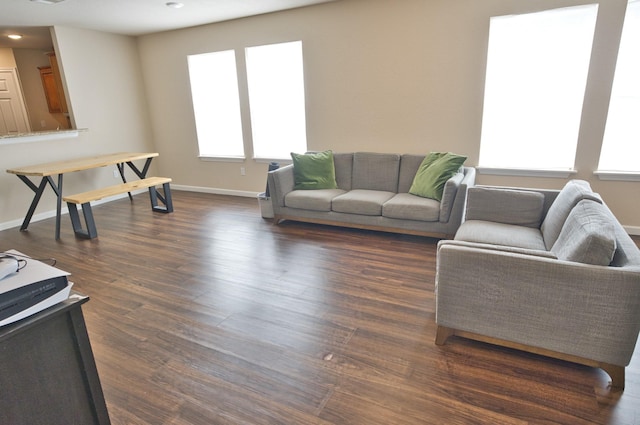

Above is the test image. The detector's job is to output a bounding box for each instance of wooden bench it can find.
[63,177,173,239]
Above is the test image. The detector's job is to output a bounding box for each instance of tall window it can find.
[598,0,640,172]
[246,41,307,160]
[187,50,244,158]
[187,41,307,161]
[478,5,599,171]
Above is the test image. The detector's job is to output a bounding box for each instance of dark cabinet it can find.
[0,293,110,425]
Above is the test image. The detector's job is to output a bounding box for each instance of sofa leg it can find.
[435,326,454,345]
[600,363,625,391]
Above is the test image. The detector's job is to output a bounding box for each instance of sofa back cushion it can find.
[398,154,425,193]
[541,180,602,250]
[333,153,354,190]
[465,187,545,228]
[551,200,616,266]
[352,152,400,192]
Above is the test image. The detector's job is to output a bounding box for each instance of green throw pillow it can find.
[409,152,467,201]
[291,150,338,190]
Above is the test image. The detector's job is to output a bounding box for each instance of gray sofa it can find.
[435,180,640,390]
[267,152,476,238]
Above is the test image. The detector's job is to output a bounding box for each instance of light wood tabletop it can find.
[6,152,159,177]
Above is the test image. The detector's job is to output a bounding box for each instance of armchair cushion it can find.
[551,200,617,266]
[465,187,545,228]
[541,180,602,249]
[454,220,546,251]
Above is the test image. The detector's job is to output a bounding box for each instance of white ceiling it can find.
[0,0,337,49]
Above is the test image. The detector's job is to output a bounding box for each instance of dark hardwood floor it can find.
[2,190,639,424]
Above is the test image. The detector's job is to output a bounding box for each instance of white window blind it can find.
[245,41,307,160]
[187,50,245,158]
[478,5,599,170]
[598,0,640,172]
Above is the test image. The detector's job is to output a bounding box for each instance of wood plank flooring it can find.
[2,190,639,424]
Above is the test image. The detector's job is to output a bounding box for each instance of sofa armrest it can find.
[435,242,640,366]
[267,164,295,209]
[439,166,476,224]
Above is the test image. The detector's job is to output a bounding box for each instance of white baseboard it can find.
[4,185,639,236]
[172,184,259,198]
[0,191,138,232]
[0,186,259,232]
[624,225,640,236]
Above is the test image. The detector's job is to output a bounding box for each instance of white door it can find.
[0,68,31,135]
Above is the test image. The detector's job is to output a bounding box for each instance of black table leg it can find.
[18,176,48,232]
[51,174,63,240]
[122,158,153,202]
[116,163,133,201]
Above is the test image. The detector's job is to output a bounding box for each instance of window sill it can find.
[594,171,640,182]
[198,155,245,163]
[254,157,292,165]
[477,167,576,178]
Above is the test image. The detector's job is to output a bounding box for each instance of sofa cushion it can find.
[455,220,547,251]
[352,152,400,192]
[332,189,396,216]
[333,152,354,191]
[409,152,467,201]
[465,187,545,228]
[398,154,426,193]
[541,180,602,249]
[291,150,338,190]
[382,193,440,222]
[551,200,617,266]
[285,189,346,212]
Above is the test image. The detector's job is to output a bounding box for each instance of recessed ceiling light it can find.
[8,34,23,40]
[166,2,184,8]
[30,0,67,4]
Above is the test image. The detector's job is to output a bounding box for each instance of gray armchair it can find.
[435,182,640,390]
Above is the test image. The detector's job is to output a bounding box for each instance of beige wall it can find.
[2,0,638,232]
[0,26,154,230]
[136,0,638,230]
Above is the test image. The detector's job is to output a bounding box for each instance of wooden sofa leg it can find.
[435,326,455,346]
[599,363,625,391]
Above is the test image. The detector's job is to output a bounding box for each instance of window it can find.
[598,0,640,173]
[187,41,307,161]
[246,41,307,160]
[478,5,599,172]
[187,50,244,158]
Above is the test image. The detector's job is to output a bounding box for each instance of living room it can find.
[1,0,639,423]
